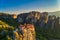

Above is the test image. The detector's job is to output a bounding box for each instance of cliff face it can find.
[17,11,48,24]
[0,11,60,28]
[0,11,60,40]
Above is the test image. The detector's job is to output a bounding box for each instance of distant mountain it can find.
[0,12,19,27]
[48,11,60,17]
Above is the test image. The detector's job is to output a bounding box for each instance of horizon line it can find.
[0,10,60,14]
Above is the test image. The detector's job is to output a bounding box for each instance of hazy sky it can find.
[0,0,60,14]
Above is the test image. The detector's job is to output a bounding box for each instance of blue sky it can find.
[0,0,60,14]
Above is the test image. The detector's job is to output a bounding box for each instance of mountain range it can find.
[48,11,60,17]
